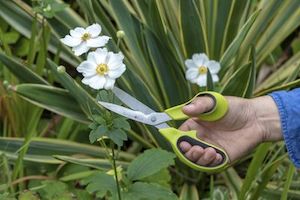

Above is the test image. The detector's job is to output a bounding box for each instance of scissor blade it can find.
[98,101,172,126]
[113,87,155,114]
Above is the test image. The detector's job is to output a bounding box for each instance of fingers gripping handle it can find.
[164,91,228,121]
[159,128,229,172]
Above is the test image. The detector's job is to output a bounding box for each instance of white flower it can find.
[60,24,110,56]
[185,53,220,87]
[77,48,126,90]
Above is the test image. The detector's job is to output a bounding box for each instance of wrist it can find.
[250,96,282,142]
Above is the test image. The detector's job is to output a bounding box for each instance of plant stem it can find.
[111,142,122,200]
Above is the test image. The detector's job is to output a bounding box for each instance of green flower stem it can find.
[111,141,122,200]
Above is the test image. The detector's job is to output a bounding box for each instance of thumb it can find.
[182,96,215,117]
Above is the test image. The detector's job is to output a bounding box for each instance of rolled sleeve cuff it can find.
[269,89,300,168]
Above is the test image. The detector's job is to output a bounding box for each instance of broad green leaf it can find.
[89,126,108,143]
[0,52,48,85]
[37,180,72,200]
[123,182,178,200]
[113,117,130,131]
[127,149,175,181]
[80,171,117,199]
[18,191,39,200]
[14,84,89,123]
[108,129,128,147]
[140,168,171,188]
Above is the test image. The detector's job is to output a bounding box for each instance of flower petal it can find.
[60,35,81,47]
[104,78,116,90]
[108,64,126,79]
[192,53,208,66]
[107,52,125,70]
[87,51,106,66]
[185,68,198,82]
[86,36,110,48]
[207,61,221,73]
[70,27,85,37]
[72,42,89,56]
[185,59,198,69]
[77,61,97,77]
[86,23,102,37]
[82,75,106,90]
[212,74,219,83]
[196,74,207,87]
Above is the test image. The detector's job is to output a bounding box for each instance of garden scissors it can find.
[98,87,230,172]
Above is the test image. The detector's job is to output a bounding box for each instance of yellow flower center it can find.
[96,64,108,75]
[81,33,91,41]
[198,66,208,75]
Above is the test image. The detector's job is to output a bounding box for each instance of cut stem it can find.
[111,142,122,200]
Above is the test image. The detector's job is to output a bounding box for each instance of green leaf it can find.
[80,171,117,199]
[109,129,128,147]
[54,155,130,170]
[37,180,72,200]
[123,182,178,200]
[221,60,255,98]
[89,125,108,143]
[0,137,135,163]
[18,191,39,200]
[15,84,89,123]
[113,117,131,131]
[220,10,259,74]
[127,149,175,181]
[141,168,171,188]
[179,183,199,200]
[206,69,214,91]
[180,0,205,57]
[0,52,48,85]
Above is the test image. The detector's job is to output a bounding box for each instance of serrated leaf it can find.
[89,126,108,143]
[127,149,175,181]
[109,129,127,146]
[113,117,130,131]
[37,180,72,200]
[141,168,171,188]
[18,191,39,200]
[80,171,117,199]
[123,182,178,200]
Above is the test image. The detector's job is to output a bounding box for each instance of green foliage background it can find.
[0,0,300,199]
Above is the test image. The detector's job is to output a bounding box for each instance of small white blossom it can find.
[77,48,126,90]
[60,23,110,56]
[185,53,220,87]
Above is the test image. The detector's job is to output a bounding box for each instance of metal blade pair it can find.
[98,87,171,129]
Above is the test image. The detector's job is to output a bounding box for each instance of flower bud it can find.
[57,65,66,73]
[116,30,125,39]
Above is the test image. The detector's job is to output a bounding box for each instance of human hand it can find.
[179,95,282,167]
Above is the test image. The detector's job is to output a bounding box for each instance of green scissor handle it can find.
[162,91,229,172]
[165,91,228,121]
[159,128,229,172]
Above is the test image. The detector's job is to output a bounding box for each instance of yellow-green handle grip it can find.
[159,127,229,172]
[165,91,228,121]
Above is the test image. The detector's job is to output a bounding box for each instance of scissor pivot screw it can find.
[151,116,157,122]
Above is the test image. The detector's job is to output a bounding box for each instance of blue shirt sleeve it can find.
[269,88,300,168]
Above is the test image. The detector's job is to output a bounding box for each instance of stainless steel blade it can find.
[113,87,155,114]
[98,101,172,126]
